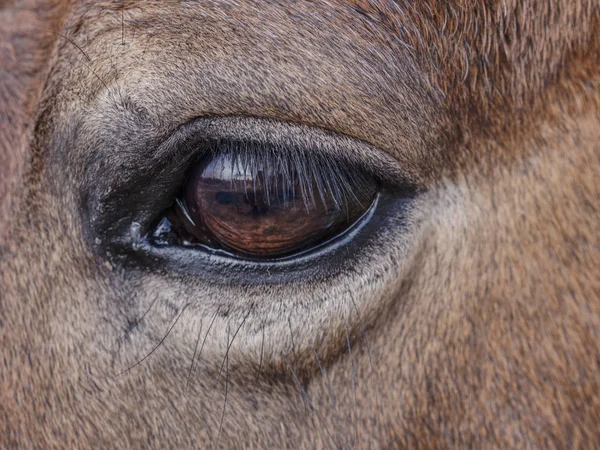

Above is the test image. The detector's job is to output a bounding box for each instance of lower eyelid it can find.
[166,115,414,188]
[133,189,413,280]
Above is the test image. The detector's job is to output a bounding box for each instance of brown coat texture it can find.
[1,0,599,448]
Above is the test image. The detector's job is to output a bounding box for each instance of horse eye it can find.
[152,149,377,259]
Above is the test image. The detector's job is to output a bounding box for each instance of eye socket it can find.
[150,142,378,259]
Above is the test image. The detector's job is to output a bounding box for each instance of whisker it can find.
[349,292,381,422]
[110,294,158,349]
[349,293,374,372]
[256,325,265,382]
[287,316,299,372]
[284,358,339,450]
[111,305,188,379]
[189,310,219,381]
[52,32,109,91]
[215,306,253,381]
[214,326,230,450]
[287,316,306,410]
[185,318,203,390]
[344,321,359,449]
[312,348,336,410]
[313,347,348,449]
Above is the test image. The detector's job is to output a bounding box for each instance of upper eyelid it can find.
[157,115,414,188]
[79,108,418,237]
[198,115,407,180]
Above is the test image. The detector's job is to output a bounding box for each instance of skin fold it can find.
[1,0,599,448]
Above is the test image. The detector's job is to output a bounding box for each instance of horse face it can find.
[1,1,599,447]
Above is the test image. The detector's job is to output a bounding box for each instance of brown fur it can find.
[1,0,599,448]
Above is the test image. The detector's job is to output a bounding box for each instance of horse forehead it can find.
[60,0,595,125]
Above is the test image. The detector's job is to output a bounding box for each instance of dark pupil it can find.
[178,152,375,258]
[215,191,234,205]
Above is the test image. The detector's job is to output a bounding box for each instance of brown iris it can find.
[171,151,376,258]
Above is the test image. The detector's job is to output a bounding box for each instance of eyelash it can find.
[194,138,377,212]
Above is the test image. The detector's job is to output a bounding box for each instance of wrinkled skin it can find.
[1,1,599,448]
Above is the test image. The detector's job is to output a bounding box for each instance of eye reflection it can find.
[154,147,377,259]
